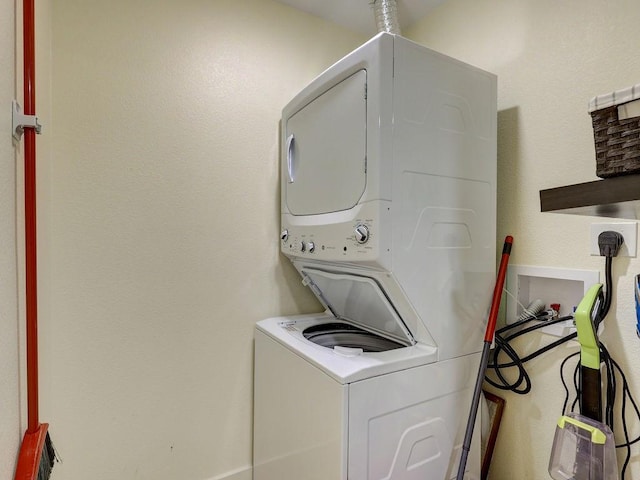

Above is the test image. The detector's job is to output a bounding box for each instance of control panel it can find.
[280,220,392,269]
[280,200,391,267]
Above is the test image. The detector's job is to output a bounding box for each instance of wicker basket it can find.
[589,84,640,178]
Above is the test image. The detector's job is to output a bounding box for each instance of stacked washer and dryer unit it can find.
[253,33,497,480]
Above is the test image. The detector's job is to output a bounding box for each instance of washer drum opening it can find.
[303,322,405,352]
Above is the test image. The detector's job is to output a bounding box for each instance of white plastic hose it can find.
[518,299,545,322]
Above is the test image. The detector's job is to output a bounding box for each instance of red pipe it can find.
[23,0,39,435]
[14,7,54,479]
[484,235,513,342]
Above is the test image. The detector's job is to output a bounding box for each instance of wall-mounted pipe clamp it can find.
[12,100,42,142]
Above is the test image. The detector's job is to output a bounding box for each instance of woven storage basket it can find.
[589,84,640,178]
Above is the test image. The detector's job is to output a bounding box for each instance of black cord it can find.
[484,234,639,478]
[485,314,576,394]
[486,253,614,395]
[559,351,579,415]
[571,357,580,412]
[560,344,640,480]
[488,241,639,478]
[596,255,613,328]
[556,248,640,480]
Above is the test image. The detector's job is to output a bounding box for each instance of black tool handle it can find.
[580,365,602,422]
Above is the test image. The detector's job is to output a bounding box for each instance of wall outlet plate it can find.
[590,222,637,257]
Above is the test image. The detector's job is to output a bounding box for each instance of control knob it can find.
[280,229,289,242]
[354,224,370,244]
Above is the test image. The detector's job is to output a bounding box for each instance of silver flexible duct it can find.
[372,0,401,35]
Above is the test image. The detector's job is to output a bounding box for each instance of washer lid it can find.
[300,267,415,346]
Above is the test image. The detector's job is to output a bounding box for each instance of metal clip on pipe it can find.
[12,99,42,141]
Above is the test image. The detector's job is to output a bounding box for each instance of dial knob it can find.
[300,241,306,252]
[281,229,289,242]
[308,242,315,253]
[354,224,370,244]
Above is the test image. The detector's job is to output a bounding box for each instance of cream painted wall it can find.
[407,1,640,478]
[48,1,364,479]
[1,0,20,478]
[37,0,640,479]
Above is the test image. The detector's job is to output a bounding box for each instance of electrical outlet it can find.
[590,222,637,257]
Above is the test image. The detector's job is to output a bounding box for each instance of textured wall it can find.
[36,1,640,479]
[48,1,364,479]
[407,1,640,478]
[0,0,20,476]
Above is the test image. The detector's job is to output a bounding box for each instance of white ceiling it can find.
[274,0,445,36]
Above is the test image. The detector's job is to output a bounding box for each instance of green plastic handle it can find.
[574,284,602,370]
[557,415,606,444]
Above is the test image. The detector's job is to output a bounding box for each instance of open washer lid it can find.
[299,267,416,346]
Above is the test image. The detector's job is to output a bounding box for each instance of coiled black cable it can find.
[489,235,639,479]
[487,240,615,394]
[485,313,576,394]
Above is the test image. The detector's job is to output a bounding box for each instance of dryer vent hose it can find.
[372,0,401,35]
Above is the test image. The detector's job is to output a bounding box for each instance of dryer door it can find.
[284,69,367,216]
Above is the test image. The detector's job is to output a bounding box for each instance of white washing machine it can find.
[254,33,497,480]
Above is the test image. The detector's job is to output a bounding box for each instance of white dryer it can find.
[254,33,497,480]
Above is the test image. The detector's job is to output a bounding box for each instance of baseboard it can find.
[209,465,252,480]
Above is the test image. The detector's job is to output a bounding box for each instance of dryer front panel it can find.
[284,69,367,216]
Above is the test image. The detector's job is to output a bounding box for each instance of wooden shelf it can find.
[539,174,640,219]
